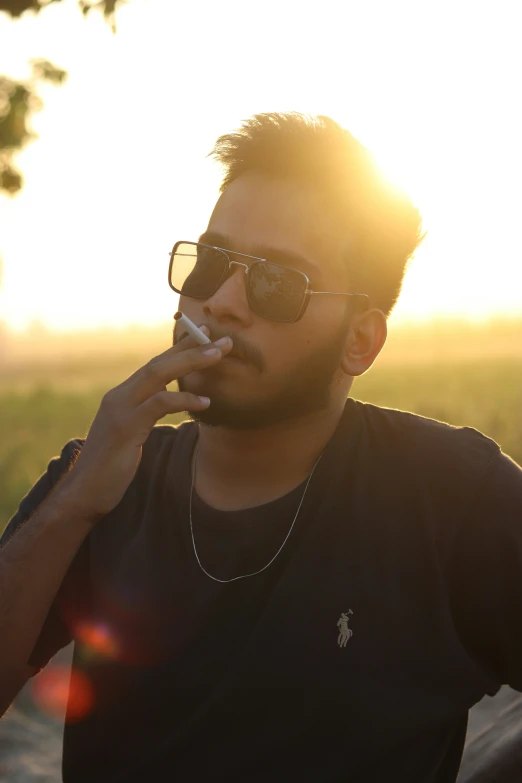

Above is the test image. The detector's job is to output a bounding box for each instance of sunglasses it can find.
[168,241,369,324]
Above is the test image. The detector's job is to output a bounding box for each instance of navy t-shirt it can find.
[2,398,522,782]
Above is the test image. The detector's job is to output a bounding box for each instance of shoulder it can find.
[351,399,501,484]
[58,420,196,461]
[49,437,86,475]
[353,399,500,460]
[1,437,86,545]
[35,421,195,483]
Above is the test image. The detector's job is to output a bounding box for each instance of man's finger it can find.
[129,338,232,405]
[149,324,211,364]
[118,325,211,392]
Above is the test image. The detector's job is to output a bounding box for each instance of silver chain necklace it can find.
[189,440,324,583]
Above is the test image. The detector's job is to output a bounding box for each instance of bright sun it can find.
[0,0,521,332]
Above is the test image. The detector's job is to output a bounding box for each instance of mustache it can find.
[173,323,264,371]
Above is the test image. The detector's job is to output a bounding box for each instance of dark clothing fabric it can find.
[2,398,522,782]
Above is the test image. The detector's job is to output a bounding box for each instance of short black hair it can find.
[209,112,425,316]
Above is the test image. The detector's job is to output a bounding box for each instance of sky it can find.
[0,0,521,332]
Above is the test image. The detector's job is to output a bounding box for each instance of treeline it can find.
[1,316,522,370]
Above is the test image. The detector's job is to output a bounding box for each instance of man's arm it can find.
[449,449,522,692]
[0,475,96,716]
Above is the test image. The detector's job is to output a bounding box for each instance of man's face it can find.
[175,172,356,429]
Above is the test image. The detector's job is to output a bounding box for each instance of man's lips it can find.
[201,355,247,375]
[178,328,246,361]
[209,338,248,363]
[178,322,260,368]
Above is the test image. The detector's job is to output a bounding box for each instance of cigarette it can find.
[173,311,211,345]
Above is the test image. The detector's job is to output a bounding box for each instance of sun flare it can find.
[0,1,521,332]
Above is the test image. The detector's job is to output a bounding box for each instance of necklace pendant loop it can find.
[189,441,324,583]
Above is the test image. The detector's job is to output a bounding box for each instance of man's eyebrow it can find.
[197,230,320,278]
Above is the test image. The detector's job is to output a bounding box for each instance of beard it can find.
[176,323,350,431]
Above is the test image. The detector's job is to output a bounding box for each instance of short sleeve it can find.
[0,438,89,674]
[449,449,522,692]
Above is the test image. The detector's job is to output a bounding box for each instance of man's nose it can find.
[203,262,252,325]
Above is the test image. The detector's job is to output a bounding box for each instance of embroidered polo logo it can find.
[337,610,354,647]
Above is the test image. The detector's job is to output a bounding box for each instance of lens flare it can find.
[75,620,120,659]
[31,664,94,723]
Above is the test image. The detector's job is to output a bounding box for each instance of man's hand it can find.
[59,326,232,522]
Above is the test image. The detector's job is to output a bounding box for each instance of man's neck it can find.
[192,400,347,511]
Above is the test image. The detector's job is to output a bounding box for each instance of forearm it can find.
[0,476,96,704]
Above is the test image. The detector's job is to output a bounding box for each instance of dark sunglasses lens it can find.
[170,243,227,297]
[249,262,308,322]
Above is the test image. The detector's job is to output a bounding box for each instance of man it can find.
[1,112,521,782]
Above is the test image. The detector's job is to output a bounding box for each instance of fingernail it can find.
[203,347,220,356]
[198,396,211,405]
[214,336,232,347]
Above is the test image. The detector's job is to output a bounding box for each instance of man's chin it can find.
[184,391,331,431]
[178,344,340,429]
[184,401,271,430]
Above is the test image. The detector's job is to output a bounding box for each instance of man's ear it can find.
[340,309,388,377]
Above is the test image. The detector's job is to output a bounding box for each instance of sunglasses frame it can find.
[168,240,370,324]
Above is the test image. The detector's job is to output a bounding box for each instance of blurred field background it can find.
[2,316,522,533]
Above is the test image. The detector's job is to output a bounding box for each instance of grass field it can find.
[1,355,522,532]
